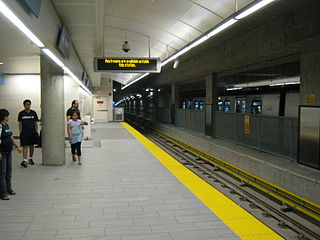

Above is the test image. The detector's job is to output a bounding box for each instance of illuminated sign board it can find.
[94,57,161,73]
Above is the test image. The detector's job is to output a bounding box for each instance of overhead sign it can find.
[94,57,161,73]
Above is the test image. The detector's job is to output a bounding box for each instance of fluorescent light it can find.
[123,0,275,90]
[235,0,275,20]
[0,1,44,47]
[80,86,91,96]
[286,81,300,85]
[0,1,91,95]
[121,73,149,90]
[0,62,3,65]
[227,87,243,91]
[207,18,238,37]
[173,46,191,58]
[62,66,91,94]
[270,81,300,86]
[161,55,177,67]
[188,35,209,49]
[42,48,64,67]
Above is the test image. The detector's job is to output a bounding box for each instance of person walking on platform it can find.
[0,109,22,200]
[66,100,81,120]
[18,100,39,168]
[67,110,88,165]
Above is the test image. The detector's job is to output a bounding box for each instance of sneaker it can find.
[28,159,35,165]
[21,160,28,168]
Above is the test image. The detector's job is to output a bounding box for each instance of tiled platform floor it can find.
[0,123,239,240]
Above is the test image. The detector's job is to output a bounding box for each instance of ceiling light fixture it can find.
[235,0,275,20]
[0,1,91,95]
[41,48,91,94]
[122,0,276,90]
[62,66,91,94]
[207,18,238,37]
[42,48,64,67]
[0,0,44,47]
[227,87,243,91]
[0,62,3,65]
[270,81,300,86]
[121,73,149,90]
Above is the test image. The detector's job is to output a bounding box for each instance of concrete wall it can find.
[0,74,92,135]
[0,75,41,135]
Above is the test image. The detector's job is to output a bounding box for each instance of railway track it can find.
[125,117,320,240]
[147,132,320,240]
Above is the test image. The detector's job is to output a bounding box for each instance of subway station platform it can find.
[127,115,320,205]
[0,122,283,240]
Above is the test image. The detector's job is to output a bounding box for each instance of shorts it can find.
[20,132,38,147]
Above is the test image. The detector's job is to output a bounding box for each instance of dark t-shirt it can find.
[0,124,13,154]
[18,110,39,135]
[66,108,81,120]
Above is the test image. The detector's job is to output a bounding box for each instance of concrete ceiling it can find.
[0,13,40,74]
[51,0,255,87]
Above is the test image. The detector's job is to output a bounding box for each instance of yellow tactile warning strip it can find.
[121,122,284,240]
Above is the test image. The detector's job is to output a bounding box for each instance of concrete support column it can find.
[142,93,149,118]
[170,84,177,125]
[300,50,320,106]
[41,54,65,166]
[153,90,159,121]
[136,98,140,116]
[205,74,217,137]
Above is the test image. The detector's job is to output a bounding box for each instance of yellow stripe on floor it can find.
[121,122,284,240]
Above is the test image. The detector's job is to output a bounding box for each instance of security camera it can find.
[173,59,180,69]
[122,41,130,53]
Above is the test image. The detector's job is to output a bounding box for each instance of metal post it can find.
[148,36,151,58]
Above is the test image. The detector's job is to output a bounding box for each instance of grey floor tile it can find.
[105,225,152,235]
[150,223,198,233]
[57,228,104,238]
[0,123,241,240]
[122,232,173,240]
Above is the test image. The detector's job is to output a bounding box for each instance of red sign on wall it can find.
[97,101,104,104]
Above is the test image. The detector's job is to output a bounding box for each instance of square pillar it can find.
[41,54,65,166]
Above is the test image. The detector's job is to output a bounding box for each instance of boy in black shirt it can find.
[18,100,39,168]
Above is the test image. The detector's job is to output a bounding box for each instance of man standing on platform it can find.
[18,100,39,168]
[66,100,81,120]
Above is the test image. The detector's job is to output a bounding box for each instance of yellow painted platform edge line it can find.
[154,130,320,221]
[154,130,320,212]
[121,122,284,240]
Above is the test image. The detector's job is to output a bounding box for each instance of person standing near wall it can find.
[66,100,81,120]
[18,100,39,168]
[0,109,22,200]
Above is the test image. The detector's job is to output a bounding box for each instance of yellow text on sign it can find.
[105,59,150,68]
[305,94,316,104]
